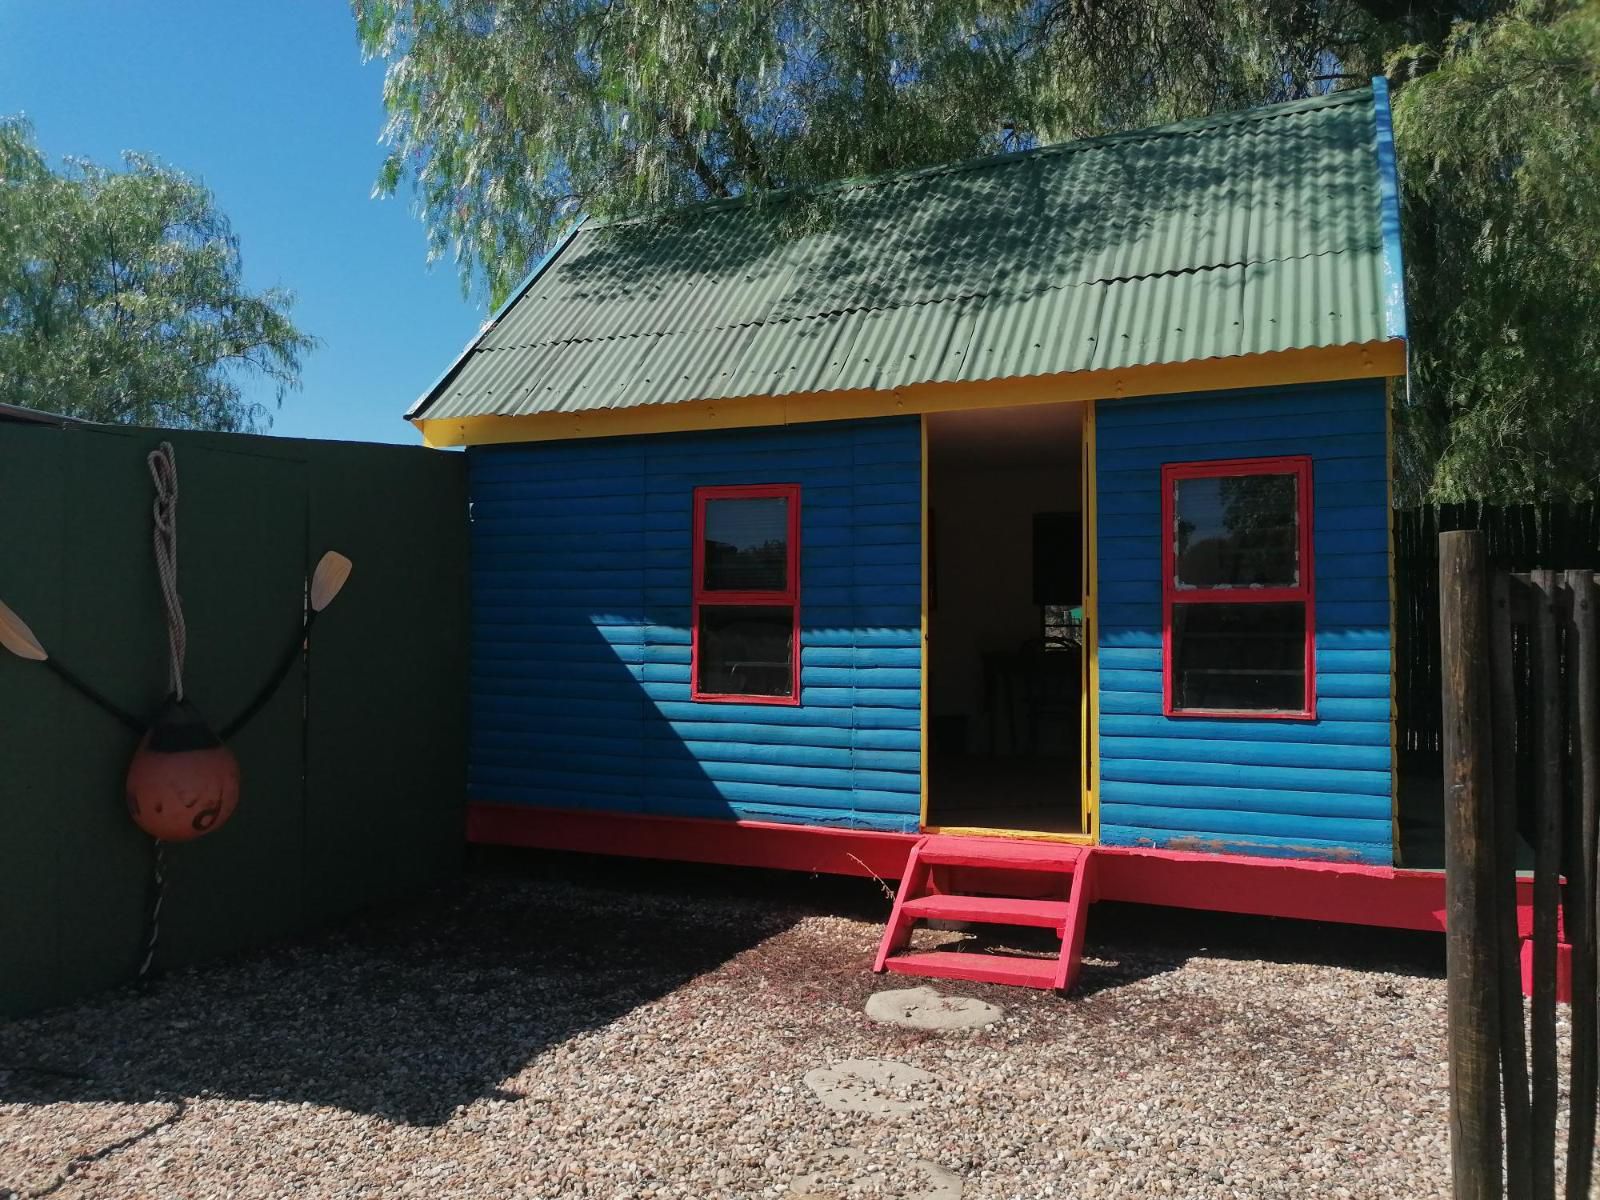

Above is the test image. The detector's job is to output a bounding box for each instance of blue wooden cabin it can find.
[409,84,1410,914]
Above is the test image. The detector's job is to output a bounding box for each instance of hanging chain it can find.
[147,442,186,700]
[137,840,166,980]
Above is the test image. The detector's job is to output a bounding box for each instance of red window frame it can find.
[691,483,802,705]
[1161,455,1315,720]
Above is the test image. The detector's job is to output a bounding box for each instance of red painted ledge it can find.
[1521,938,1575,1004]
[466,802,919,881]
[467,802,1538,939]
[1093,844,1451,933]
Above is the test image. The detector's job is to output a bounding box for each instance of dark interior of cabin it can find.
[925,402,1086,835]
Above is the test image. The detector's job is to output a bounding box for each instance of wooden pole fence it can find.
[1531,569,1563,1200]
[1492,572,1533,1200]
[1442,531,1504,1199]
[1565,569,1598,1200]
[1441,534,1600,1198]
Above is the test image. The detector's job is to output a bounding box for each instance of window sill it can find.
[1163,706,1318,722]
[689,691,802,707]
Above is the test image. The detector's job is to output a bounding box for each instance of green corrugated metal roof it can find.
[411,86,1403,423]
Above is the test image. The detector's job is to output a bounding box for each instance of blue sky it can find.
[0,1,486,444]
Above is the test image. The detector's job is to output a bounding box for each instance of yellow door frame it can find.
[1386,376,1400,866]
[919,413,931,830]
[917,402,1099,846]
[1081,398,1101,841]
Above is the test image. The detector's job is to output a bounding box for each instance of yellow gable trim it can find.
[414,340,1405,448]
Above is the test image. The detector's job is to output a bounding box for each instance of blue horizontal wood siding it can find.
[467,417,922,832]
[1095,381,1393,864]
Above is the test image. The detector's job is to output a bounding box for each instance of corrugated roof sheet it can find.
[412,86,1402,422]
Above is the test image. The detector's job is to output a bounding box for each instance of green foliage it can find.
[0,119,314,431]
[358,0,1600,500]
[354,0,1361,306]
[1391,1,1600,502]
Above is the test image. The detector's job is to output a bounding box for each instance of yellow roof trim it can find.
[414,340,1405,448]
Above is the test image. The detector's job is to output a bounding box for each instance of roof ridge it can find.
[585,86,1374,234]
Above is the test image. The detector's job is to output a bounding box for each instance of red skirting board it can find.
[465,802,919,881]
[466,803,1552,987]
[1093,844,1454,932]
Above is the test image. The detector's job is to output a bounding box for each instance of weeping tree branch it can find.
[662,111,732,199]
[718,95,777,192]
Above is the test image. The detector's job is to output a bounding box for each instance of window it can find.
[692,484,800,703]
[1162,457,1314,718]
[1042,604,1083,650]
[1033,511,1083,652]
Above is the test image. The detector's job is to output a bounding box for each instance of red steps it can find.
[872,834,1095,992]
[913,836,1087,871]
[899,894,1072,929]
[881,950,1060,989]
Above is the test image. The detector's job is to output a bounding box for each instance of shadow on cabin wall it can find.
[465,418,925,835]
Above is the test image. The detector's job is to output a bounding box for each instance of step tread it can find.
[916,835,1087,872]
[900,894,1071,929]
[883,949,1059,989]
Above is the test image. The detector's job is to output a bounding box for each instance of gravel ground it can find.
[0,851,1574,1199]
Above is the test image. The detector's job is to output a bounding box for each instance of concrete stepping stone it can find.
[865,985,1002,1031]
[787,1147,963,1198]
[801,1058,948,1116]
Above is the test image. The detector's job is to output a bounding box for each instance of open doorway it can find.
[925,402,1087,837]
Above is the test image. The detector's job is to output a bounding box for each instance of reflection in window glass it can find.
[703,497,788,592]
[1042,604,1083,650]
[1172,602,1305,712]
[697,606,794,697]
[1173,473,1298,589]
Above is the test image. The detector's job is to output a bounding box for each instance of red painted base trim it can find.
[469,804,1551,993]
[1092,845,1451,932]
[466,802,918,881]
[1521,938,1574,1004]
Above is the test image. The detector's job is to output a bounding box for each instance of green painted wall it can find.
[0,422,468,1016]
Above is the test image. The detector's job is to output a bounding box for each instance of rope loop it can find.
[147,442,186,700]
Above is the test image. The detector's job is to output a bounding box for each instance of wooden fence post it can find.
[1530,569,1564,1200]
[1566,570,1599,1199]
[1493,574,1533,1200]
[1441,530,1503,1200]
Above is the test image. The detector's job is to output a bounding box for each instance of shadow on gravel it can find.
[1073,900,1446,998]
[0,848,886,1126]
[0,849,1446,1126]
[910,898,1446,1001]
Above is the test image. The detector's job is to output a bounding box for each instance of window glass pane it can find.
[1043,604,1083,650]
[703,496,788,592]
[698,606,794,697]
[1172,602,1306,712]
[1174,472,1298,589]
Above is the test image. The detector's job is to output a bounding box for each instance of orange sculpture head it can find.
[125,698,239,842]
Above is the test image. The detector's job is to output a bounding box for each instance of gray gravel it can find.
[0,855,1570,1198]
